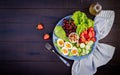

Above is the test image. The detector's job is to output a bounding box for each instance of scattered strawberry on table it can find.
[36,23,44,30]
[36,23,50,40]
[43,34,50,40]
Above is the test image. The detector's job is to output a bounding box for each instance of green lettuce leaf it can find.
[71,11,94,35]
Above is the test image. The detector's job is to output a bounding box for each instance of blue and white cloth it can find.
[72,10,115,75]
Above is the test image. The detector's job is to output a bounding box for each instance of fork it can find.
[45,43,70,67]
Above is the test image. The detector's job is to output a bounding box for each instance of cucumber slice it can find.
[80,43,85,48]
[81,48,86,55]
[85,45,90,50]
[85,50,90,54]
[88,41,94,46]
[78,48,82,56]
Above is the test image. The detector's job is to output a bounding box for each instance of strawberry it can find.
[37,23,44,30]
[43,34,50,40]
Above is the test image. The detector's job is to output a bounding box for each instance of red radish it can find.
[37,23,44,30]
[44,34,50,40]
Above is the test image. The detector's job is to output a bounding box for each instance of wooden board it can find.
[0,0,120,75]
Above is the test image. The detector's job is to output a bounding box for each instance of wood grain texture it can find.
[0,0,120,75]
[0,0,120,9]
[0,9,119,42]
[0,62,72,75]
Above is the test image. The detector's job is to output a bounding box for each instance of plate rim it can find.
[52,15,99,60]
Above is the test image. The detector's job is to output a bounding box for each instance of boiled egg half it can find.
[57,39,64,47]
[61,47,69,55]
[64,42,73,49]
[71,47,78,56]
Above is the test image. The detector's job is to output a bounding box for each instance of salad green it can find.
[71,11,94,35]
[54,25,68,41]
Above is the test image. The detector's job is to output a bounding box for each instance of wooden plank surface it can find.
[0,62,72,75]
[0,9,119,42]
[0,0,120,9]
[0,0,120,75]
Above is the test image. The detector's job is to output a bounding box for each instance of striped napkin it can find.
[72,10,115,75]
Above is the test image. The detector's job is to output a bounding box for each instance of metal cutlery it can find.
[45,43,70,67]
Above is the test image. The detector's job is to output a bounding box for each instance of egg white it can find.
[61,47,69,55]
[57,39,64,47]
[64,42,73,49]
[71,47,78,56]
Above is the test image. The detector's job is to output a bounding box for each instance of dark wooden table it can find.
[0,0,120,75]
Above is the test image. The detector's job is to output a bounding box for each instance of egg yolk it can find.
[72,49,77,55]
[66,44,71,48]
[62,49,68,54]
[59,40,64,45]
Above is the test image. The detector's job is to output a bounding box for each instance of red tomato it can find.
[88,27,94,31]
[91,37,96,42]
[79,37,86,43]
[91,30,95,37]
[80,32,84,37]
[87,37,91,41]
[85,41,88,44]
[88,31,93,38]
[83,30,87,35]
[84,34,88,39]
[79,27,96,43]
